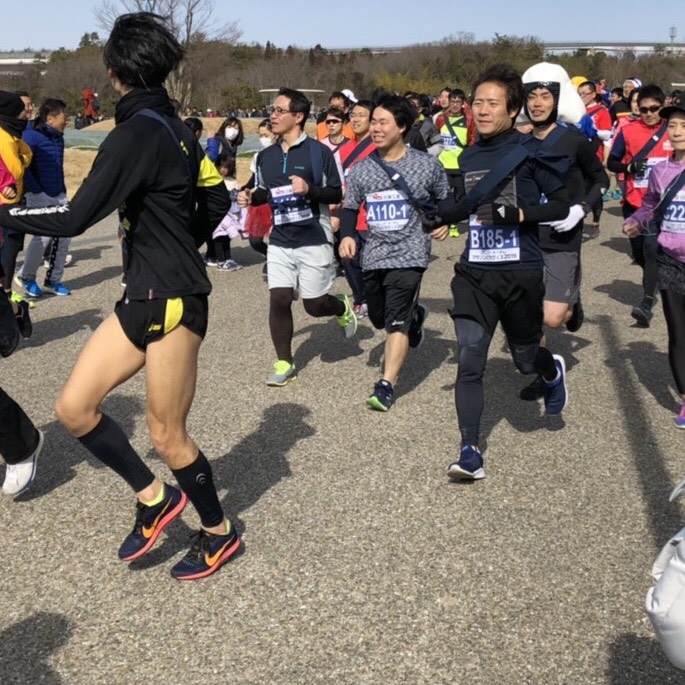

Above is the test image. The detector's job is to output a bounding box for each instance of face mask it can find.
[259,136,272,149]
[225,128,239,142]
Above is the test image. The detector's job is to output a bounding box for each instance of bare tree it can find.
[93,0,241,104]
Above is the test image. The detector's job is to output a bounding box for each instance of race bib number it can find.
[634,158,667,189]
[441,134,457,150]
[365,189,411,232]
[271,184,314,226]
[662,189,685,234]
[468,214,520,263]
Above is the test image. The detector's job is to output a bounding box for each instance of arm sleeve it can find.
[607,132,628,173]
[523,181,569,224]
[578,138,610,208]
[0,128,148,237]
[205,137,220,163]
[306,145,342,204]
[340,208,360,240]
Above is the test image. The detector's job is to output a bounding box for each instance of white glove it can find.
[549,204,585,233]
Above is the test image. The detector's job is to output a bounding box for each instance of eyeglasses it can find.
[578,91,593,97]
[639,105,661,114]
[269,107,292,116]
[349,113,368,119]
[325,119,341,125]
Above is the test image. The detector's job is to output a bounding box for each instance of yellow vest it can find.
[438,115,468,171]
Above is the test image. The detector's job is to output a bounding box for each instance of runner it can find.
[623,101,685,428]
[519,62,609,401]
[608,84,671,326]
[339,95,449,411]
[424,65,571,480]
[0,12,238,580]
[237,87,357,387]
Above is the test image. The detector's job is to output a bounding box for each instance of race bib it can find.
[441,134,457,150]
[365,189,411,232]
[635,157,667,189]
[662,189,685,234]
[271,184,314,226]
[468,214,520,263]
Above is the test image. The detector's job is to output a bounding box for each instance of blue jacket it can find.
[22,123,66,197]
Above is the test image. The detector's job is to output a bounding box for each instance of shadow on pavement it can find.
[595,279,643,307]
[27,309,103,348]
[131,403,314,570]
[607,633,683,684]
[0,612,72,685]
[599,235,632,256]
[68,244,113,264]
[598,315,681,548]
[18,394,144,502]
[66,265,122,291]
[625,340,677,412]
[293,320,375,372]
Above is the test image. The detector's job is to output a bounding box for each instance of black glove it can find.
[0,290,20,358]
[476,203,520,226]
[627,160,648,175]
[420,209,445,233]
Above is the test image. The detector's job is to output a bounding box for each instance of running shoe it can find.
[589,223,600,239]
[353,303,368,319]
[2,429,43,497]
[118,484,187,562]
[631,298,654,327]
[43,281,71,296]
[204,256,218,267]
[447,445,485,480]
[13,274,43,298]
[519,375,544,401]
[675,403,685,430]
[448,225,460,237]
[64,254,73,266]
[336,293,357,338]
[216,259,242,272]
[170,525,241,580]
[10,291,36,309]
[566,300,584,332]
[543,354,568,416]
[13,299,32,338]
[408,303,428,349]
[266,360,297,386]
[366,379,394,412]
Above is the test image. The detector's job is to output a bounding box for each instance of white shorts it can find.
[267,243,335,299]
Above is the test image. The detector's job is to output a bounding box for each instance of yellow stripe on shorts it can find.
[164,298,184,335]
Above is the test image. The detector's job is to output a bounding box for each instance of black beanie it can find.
[0,92,25,118]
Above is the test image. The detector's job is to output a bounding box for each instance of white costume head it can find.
[521,61,586,126]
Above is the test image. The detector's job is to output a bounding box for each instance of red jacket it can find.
[587,102,612,162]
[338,137,377,231]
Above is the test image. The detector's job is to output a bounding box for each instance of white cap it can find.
[341,89,357,104]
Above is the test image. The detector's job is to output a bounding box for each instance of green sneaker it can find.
[10,291,36,309]
[449,225,460,237]
[336,294,357,338]
[266,360,297,386]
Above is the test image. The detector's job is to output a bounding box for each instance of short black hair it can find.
[258,118,272,131]
[217,153,236,177]
[184,116,203,136]
[472,65,525,120]
[373,94,416,136]
[103,12,184,88]
[352,99,373,115]
[329,91,351,108]
[35,98,67,127]
[450,88,467,101]
[638,84,666,105]
[325,106,345,120]
[278,87,311,130]
[611,87,623,97]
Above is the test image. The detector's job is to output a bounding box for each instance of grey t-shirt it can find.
[343,148,449,270]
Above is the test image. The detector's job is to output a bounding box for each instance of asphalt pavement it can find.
[1,201,684,684]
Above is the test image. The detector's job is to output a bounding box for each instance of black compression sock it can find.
[77,413,155,492]
[535,347,558,383]
[172,451,224,528]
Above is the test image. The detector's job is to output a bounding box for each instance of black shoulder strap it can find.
[461,144,531,215]
[657,168,685,225]
[370,151,434,212]
[308,138,324,186]
[632,122,669,165]
[342,137,373,170]
[135,108,194,183]
[537,125,565,151]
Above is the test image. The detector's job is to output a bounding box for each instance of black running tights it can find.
[661,288,685,395]
[0,386,39,464]
[1,230,23,291]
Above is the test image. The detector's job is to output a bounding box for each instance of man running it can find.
[426,65,571,480]
[339,95,449,411]
[237,88,357,387]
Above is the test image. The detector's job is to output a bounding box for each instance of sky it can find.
[0,0,682,51]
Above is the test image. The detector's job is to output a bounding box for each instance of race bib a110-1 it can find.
[365,189,411,232]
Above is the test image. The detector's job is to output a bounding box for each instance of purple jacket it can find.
[627,157,685,263]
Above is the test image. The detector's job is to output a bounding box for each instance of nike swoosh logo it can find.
[205,538,233,566]
[142,499,172,539]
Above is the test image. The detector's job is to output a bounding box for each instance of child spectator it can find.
[212,154,245,272]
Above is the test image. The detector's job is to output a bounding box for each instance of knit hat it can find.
[0,91,24,118]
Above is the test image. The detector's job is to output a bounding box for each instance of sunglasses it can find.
[639,105,661,114]
[326,119,342,125]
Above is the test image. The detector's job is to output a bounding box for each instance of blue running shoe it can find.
[43,281,71,296]
[543,354,568,416]
[447,445,485,480]
[13,274,42,298]
[118,484,187,562]
[366,379,394,412]
[170,525,241,580]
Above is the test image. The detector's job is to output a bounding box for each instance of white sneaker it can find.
[3,429,43,497]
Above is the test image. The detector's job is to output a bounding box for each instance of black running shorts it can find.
[114,294,208,350]
[450,264,544,345]
[363,267,424,333]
